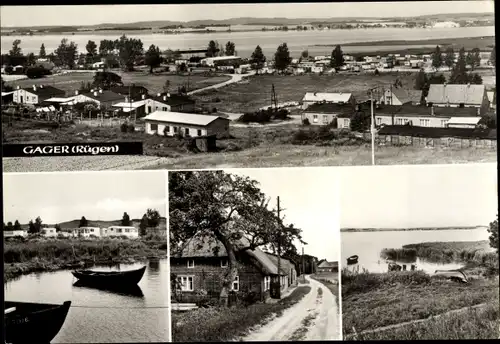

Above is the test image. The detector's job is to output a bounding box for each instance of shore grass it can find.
[3,236,168,282]
[171,285,311,342]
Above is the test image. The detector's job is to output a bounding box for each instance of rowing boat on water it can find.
[72,266,146,287]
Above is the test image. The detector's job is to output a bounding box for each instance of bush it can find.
[26,66,50,79]
[127,123,135,133]
[302,118,311,125]
[120,122,129,133]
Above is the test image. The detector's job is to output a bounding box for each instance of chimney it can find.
[99,89,103,93]
[141,94,145,100]
[163,95,167,101]
[93,91,98,97]
[157,93,161,97]
[75,90,79,95]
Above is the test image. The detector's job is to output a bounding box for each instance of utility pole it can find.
[370,89,375,165]
[302,246,305,283]
[276,196,281,299]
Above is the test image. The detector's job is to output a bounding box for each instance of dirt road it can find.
[187,71,255,95]
[242,275,340,341]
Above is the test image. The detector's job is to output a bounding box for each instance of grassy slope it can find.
[172,286,312,342]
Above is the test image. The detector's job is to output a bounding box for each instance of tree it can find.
[85,40,98,65]
[206,40,218,57]
[146,208,161,228]
[13,220,21,231]
[250,45,266,74]
[414,69,428,91]
[330,45,345,69]
[99,39,116,57]
[8,39,26,67]
[139,215,148,237]
[26,66,50,79]
[39,43,47,58]
[301,50,309,59]
[350,109,371,132]
[490,46,495,67]
[79,216,88,227]
[225,41,236,56]
[54,38,78,69]
[274,43,292,73]
[145,44,162,73]
[1,77,13,92]
[115,35,144,71]
[444,47,454,70]
[468,73,483,85]
[9,39,22,57]
[487,215,498,253]
[466,51,474,70]
[34,216,43,233]
[27,52,36,66]
[431,45,443,70]
[169,171,304,305]
[163,79,171,94]
[5,222,13,231]
[28,220,36,234]
[121,212,131,226]
[92,71,123,89]
[450,47,468,84]
[55,224,62,232]
[471,47,481,70]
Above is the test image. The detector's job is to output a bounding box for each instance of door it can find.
[20,95,24,103]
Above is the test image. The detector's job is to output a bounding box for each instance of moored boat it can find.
[72,280,144,297]
[346,255,359,265]
[4,300,71,344]
[72,266,146,287]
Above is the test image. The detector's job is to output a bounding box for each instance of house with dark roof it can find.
[110,85,149,100]
[12,85,65,105]
[144,92,196,113]
[302,102,356,127]
[317,260,339,273]
[379,88,423,106]
[75,89,125,109]
[426,84,490,115]
[170,235,297,302]
[302,92,356,110]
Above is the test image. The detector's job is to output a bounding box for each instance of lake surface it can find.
[341,227,491,274]
[1,26,494,58]
[4,259,170,343]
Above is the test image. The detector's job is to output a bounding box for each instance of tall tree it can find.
[9,39,22,57]
[301,50,309,59]
[471,47,481,71]
[487,215,498,254]
[163,79,171,94]
[169,171,303,305]
[206,40,218,57]
[121,212,131,226]
[490,46,495,67]
[139,215,149,237]
[225,41,236,56]
[5,222,13,231]
[54,38,78,69]
[99,39,116,57]
[34,216,43,233]
[39,43,47,58]
[145,44,162,73]
[414,69,428,91]
[146,208,161,228]
[79,216,88,227]
[28,220,36,234]
[55,224,62,232]
[13,220,22,231]
[26,52,36,66]
[431,45,443,70]
[465,50,474,70]
[330,45,345,69]
[8,39,26,66]
[250,45,266,74]
[450,47,468,84]
[92,71,123,89]
[274,43,292,73]
[85,40,98,65]
[1,77,13,92]
[115,35,144,71]
[444,47,455,70]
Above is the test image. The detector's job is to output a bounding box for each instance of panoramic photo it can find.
[0,1,496,172]
[339,163,499,340]
[3,171,170,343]
[169,167,341,341]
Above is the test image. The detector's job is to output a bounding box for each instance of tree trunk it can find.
[214,230,238,307]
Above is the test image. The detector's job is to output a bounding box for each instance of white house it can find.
[76,227,102,238]
[92,61,105,69]
[447,117,482,129]
[106,226,139,238]
[426,84,490,115]
[12,85,66,105]
[143,93,196,113]
[311,66,324,74]
[487,91,496,109]
[201,55,242,67]
[3,230,28,238]
[75,89,125,109]
[302,92,356,109]
[142,111,230,138]
[41,227,57,237]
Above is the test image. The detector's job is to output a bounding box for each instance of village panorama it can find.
[0,2,496,172]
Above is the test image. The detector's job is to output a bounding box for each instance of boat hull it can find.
[72,266,146,287]
[4,301,71,344]
[346,255,359,265]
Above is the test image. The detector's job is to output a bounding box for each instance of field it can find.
[171,286,311,342]
[6,70,231,94]
[342,241,499,340]
[3,235,169,282]
[192,73,417,113]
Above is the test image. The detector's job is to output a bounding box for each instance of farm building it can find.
[379,88,423,106]
[302,102,356,126]
[142,111,230,138]
[74,227,103,238]
[425,84,490,115]
[76,89,125,109]
[317,260,339,273]
[144,93,196,113]
[170,235,297,303]
[105,226,139,238]
[12,85,65,105]
[3,230,28,238]
[302,92,356,109]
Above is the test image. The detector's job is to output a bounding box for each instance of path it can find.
[242,275,340,341]
[187,71,255,95]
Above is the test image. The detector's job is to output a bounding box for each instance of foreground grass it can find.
[3,236,168,282]
[171,286,311,342]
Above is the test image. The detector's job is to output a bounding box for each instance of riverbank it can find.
[3,236,168,282]
[341,226,487,232]
[171,286,311,342]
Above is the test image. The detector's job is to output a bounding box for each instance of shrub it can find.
[120,122,129,133]
[302,118,311,125]
[127,123,135,133]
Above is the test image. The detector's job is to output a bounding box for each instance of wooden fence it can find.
[377,134,497,149]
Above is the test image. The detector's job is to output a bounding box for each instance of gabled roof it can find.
[318,260,338,268]
[303,92,353,103]
[387,88,423,104]
[374,104,479,118]
[22,85,65,97]
[486,91,495,103]
[143,111,227,126]
[447,117,482,125]
[426,84,486,105]
[303,102,356,115]
[265,253,295,275]
[110,85,149,96]
[81,90,124,103]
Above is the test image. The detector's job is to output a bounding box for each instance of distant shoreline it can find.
[341,226,487,232]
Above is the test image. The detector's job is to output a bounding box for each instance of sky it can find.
[230,167,341,262]
[340,163,498,229]
[3,171,167,224]
[0,1,494,27]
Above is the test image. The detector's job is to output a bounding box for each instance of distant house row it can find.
[3,226,143,239]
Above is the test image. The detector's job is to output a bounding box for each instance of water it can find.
[1,26,494,58]
[341,227,490,274]
[4,259,170,343]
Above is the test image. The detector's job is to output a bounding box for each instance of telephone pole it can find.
[276,196,282,299]
[302,246,305,283]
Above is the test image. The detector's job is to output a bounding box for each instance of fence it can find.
[76,118,128,127]
[377,134,497,149]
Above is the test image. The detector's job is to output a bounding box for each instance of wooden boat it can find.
[72,266,146,286]
[434,269,468,283]
[72,280,144,297]
[346,255,359,265]
[4,300,71,344]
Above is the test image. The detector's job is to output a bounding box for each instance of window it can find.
[419,119,430,127]
[185,128,190,135]
[264,276,271,291]
[125,228,130,233]
[162,107,167,111]
[403,119,410,125]
[174,127,178,133]
[441,120,448,127]
[165,126,170,133]
[323,115,329,123]
[313,114,318,123]
[221,259,228,268]
[396,118,403,125]
[90,229,94,232]
[187,259,195,268]
[343,119,349,127]
[376,117,382,125]
[197,129,202,136]
[459,103,465,108]
[150,123,158,131]
[232,276,239,291]
[178,276,194,291]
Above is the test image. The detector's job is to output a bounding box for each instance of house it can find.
[106,226,139,238]
[113,98,148,117]
[3,230,28,238]
[75,89,125,109]
[378,125,496,143]
[426,84,490,115]
[374,104,480,128]
[92,61,105,69]
[110,85,149,100]
[170,235,296,302]
[143,111,230,138]
[311,66,324,74]
[380,88,423,106]
[41,227,57,237]
[12,85,66,105]
[302,102,355,126]
[201,55,242,67]
[302,92,356,109]
[446,117,482,129]
[317,260,339,273]
[144,93,196,113]
[75,227,102,238]
[265,253,298,289]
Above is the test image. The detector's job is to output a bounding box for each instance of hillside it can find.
[15,217,167,231]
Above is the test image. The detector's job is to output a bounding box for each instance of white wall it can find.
[145,118,229,137]
[13,89,39,105]
[375,115,449,128]
[106,226,139,238]
[3,230,28,238]
[337,117,351,129]
[144,99,172,114]
[42,228,57,237]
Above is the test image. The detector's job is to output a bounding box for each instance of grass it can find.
[192,73,417,113]
[171,285,312,342]
[3,235,168,282]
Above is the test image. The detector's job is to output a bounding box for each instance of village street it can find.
[241,275,340,341]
